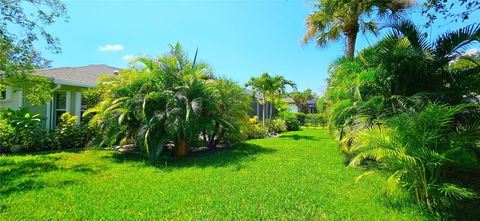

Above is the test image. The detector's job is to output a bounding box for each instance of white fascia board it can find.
[53,80,96,88]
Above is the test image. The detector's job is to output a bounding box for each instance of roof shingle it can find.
[34,64,121,87]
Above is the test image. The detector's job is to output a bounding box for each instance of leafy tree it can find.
[0,0,67,105]
[422,0,480,27]
[303,0,413,58]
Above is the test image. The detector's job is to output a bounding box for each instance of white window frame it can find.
[53,91,69,126]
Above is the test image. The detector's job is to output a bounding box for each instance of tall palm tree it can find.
[246,73,296,127]
[246,73,271,125]
[303,0,414,58]
[268,75,296,123]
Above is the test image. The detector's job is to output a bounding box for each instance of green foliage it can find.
[246,72,296,127]
[1,74,56,106]
[303,0,413,57]
[290,89,315,113]
[319,21,480,211]
[241,116,268,139]
[87,43,251,157]
[267,118,287,134]
[0,118,14,152]
[0,108,48,152]
[349,104,480,209]
[422,0,480,27]
[295,112,306,125]
[278,112,301,131]
[53,113,92,149]
[305,113,325,127]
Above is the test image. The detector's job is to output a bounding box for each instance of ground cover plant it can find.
[0,129,432,220]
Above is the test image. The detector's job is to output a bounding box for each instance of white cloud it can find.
[99,44,124,52]
[122,54,135,61]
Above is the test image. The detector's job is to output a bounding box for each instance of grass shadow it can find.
[0,154,100,198]
[279,134,327,141]
[104,142,276,170]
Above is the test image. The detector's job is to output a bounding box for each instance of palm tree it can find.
[246,73,271,125]
[348,104,479,209]
[303,0,413,58]
[205,78,251,148]
[246,73,296,127]
[268,75,296,123]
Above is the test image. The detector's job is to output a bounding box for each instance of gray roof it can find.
[34,64,121,87]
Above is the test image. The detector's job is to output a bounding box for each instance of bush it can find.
[241,116,268,139]
[267,118,287,133]
[0,108,47,152]
[53,113,92,149]
[305,114,325,127]
[278,112,301,131]
[0,118,14,152]
[295,112,306,125]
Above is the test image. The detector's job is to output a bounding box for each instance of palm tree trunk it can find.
[345,21,359,58]
[262,94,266,126]
[177,138,189,157]
[346,33,357,58]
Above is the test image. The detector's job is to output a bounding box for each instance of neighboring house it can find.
[245,89,274,121]
[0,64,121,129]
[245,91,318,121]
[284,98,317,114]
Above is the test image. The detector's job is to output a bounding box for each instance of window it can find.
[80,94,88,124]
[55,92,67,125]
[0,90,6,100]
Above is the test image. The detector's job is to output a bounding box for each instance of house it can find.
[245,89,274,121]
[284,98,317,114]
[0,64,121,129]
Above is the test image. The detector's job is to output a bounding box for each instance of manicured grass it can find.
[0,129,431,220]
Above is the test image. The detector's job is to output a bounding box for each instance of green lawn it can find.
[0,128,431,220]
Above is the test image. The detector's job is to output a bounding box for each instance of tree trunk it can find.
[345,21,359,58]
[346,33,357,58]
[208,122,220,148]
[177,139,189,157]
[262,94,266,126]
[212,128,225,148]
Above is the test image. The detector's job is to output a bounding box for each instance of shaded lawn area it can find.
[0,129,432,220]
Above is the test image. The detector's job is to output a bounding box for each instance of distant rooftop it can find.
[34,64,121,87]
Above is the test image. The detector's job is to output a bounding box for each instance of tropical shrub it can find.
[86,43,252,157]
[318,20,480,211]
[267,118,287,134]
[53,113,92,149]
[240,116,267,139]
[348,104,480,209]
[295,112,306,125]
[305,113,324,127]
[0,118,14,152]
[278,112,301,131]
[0,108,46,152]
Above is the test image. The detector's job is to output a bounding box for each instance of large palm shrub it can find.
[348,104,480,209]
[86,43,251,157]
[318,20,480,211]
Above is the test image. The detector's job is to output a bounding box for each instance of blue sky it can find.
[40,0,479,93]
